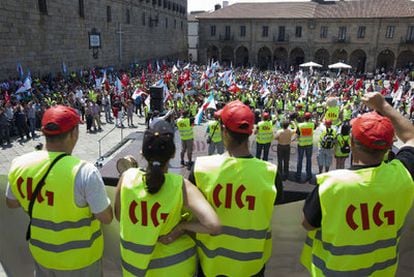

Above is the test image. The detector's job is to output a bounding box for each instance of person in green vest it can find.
[114,119,220,277]
[302,92,414,276]
[341,101,353,123]
[188,100,284,277]
[206,113,224,155]
[316,120,337,174]
[255,112,274,161]
[176,110,195,169]
[6,105,113,275]
[334,123,351,169]
[296,112,317,183]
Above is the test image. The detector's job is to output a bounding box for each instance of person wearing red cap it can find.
[316,119,337,174]
[301,92,414,276]
[6,105,113,275]
[189,100,284,277]
[254,111,273,161]
[295,111,318,183]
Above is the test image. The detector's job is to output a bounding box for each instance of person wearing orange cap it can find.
[189,100,283,277]
[6,105,113,275]
[254,111,274,161]
[301,92,414,276]
[316,119,337,174]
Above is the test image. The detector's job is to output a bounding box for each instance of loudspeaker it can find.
[150,86,164,112]
[150,86,163,99]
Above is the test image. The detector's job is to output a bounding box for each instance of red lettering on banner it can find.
[213,184,223,207]
[346,204,358,230]
[141,201,148,226]
[360,203,370,230]
[225,183,233,208]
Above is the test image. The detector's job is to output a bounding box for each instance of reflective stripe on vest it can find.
[194,155,277,277]
[309,162,414,276]
[122,247,196,276]
[177,118,193,140]
[298,122,314,146]
[208,120,222,143]
[120,169,196,276]
[256,121,273,144]
[8,151,103,270]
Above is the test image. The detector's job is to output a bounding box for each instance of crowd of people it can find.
[3,61,414,276]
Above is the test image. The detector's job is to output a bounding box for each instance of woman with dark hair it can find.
[334,123,351,169]
[114,119,220,277]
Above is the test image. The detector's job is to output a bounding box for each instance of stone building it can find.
[188,12,199,63]
[0,0,188,79]
[197,0,414,73]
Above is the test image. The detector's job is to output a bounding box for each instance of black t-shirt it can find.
[303,146,414,228]
[188,155,284,205]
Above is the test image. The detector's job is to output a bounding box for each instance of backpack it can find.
[320,128,335,149]
[340,136,351,154]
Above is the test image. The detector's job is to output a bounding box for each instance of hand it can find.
[361,92,387,113]
[158,225,185,245]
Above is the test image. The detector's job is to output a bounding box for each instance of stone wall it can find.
[198,17,414,72]
[0,0,188,79]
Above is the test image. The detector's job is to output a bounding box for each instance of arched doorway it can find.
[314,48,330,69]
[207,45,219,62]
[258,46,272,70]
[396,50,414,69]
[349,49,367,73]
[377,49,395,71]
[289,48,305,68]
[235,46,249,67]
[332,49,348,63]
[221,46,234,67]
[273,47,288,71]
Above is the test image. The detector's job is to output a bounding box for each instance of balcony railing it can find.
[400,36,414,44]
[332,36,350,43]
[273,34,289,43]
[219,34,234,41]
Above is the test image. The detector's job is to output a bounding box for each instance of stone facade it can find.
[0,0,188,79]
[197,1,414,73]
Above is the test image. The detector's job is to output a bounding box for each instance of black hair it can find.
[282,120,290,129]
[142,130,175,194]
[224,126,250,145]
[341,123,351,136]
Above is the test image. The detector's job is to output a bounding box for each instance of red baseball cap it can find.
[304,112,312,119]
[41,105,81,136]
[262,112,270,120]
[351,112,394,150]
[325,119,332,127]
[215,100,254,135]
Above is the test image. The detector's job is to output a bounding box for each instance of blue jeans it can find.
[256,143,271,161]
[296,145,313,180]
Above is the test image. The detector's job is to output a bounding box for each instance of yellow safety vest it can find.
[334,134,350,157]
[194,155,277,277]
[343,107,352,121]
[177,118,194,141]
[208,120,222,143]
[8,151,103,270]
[298,122,315,146]
[120,169,196,277]
[306,161,414,276]
[324,106,340,125]
[256,120,273,144]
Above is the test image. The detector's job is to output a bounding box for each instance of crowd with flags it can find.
[0,60,413,148]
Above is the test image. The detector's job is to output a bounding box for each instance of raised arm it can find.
[362,92,414,148]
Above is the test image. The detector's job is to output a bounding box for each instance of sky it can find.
[188,0,310,13]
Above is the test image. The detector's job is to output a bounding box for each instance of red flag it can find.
[147,62,152,74]
[121,73,129,87]
[4,90,10,103]
[141,70,146,84]
[228,83,241,94]
[354,79,363,91]
[393,80,399,93]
